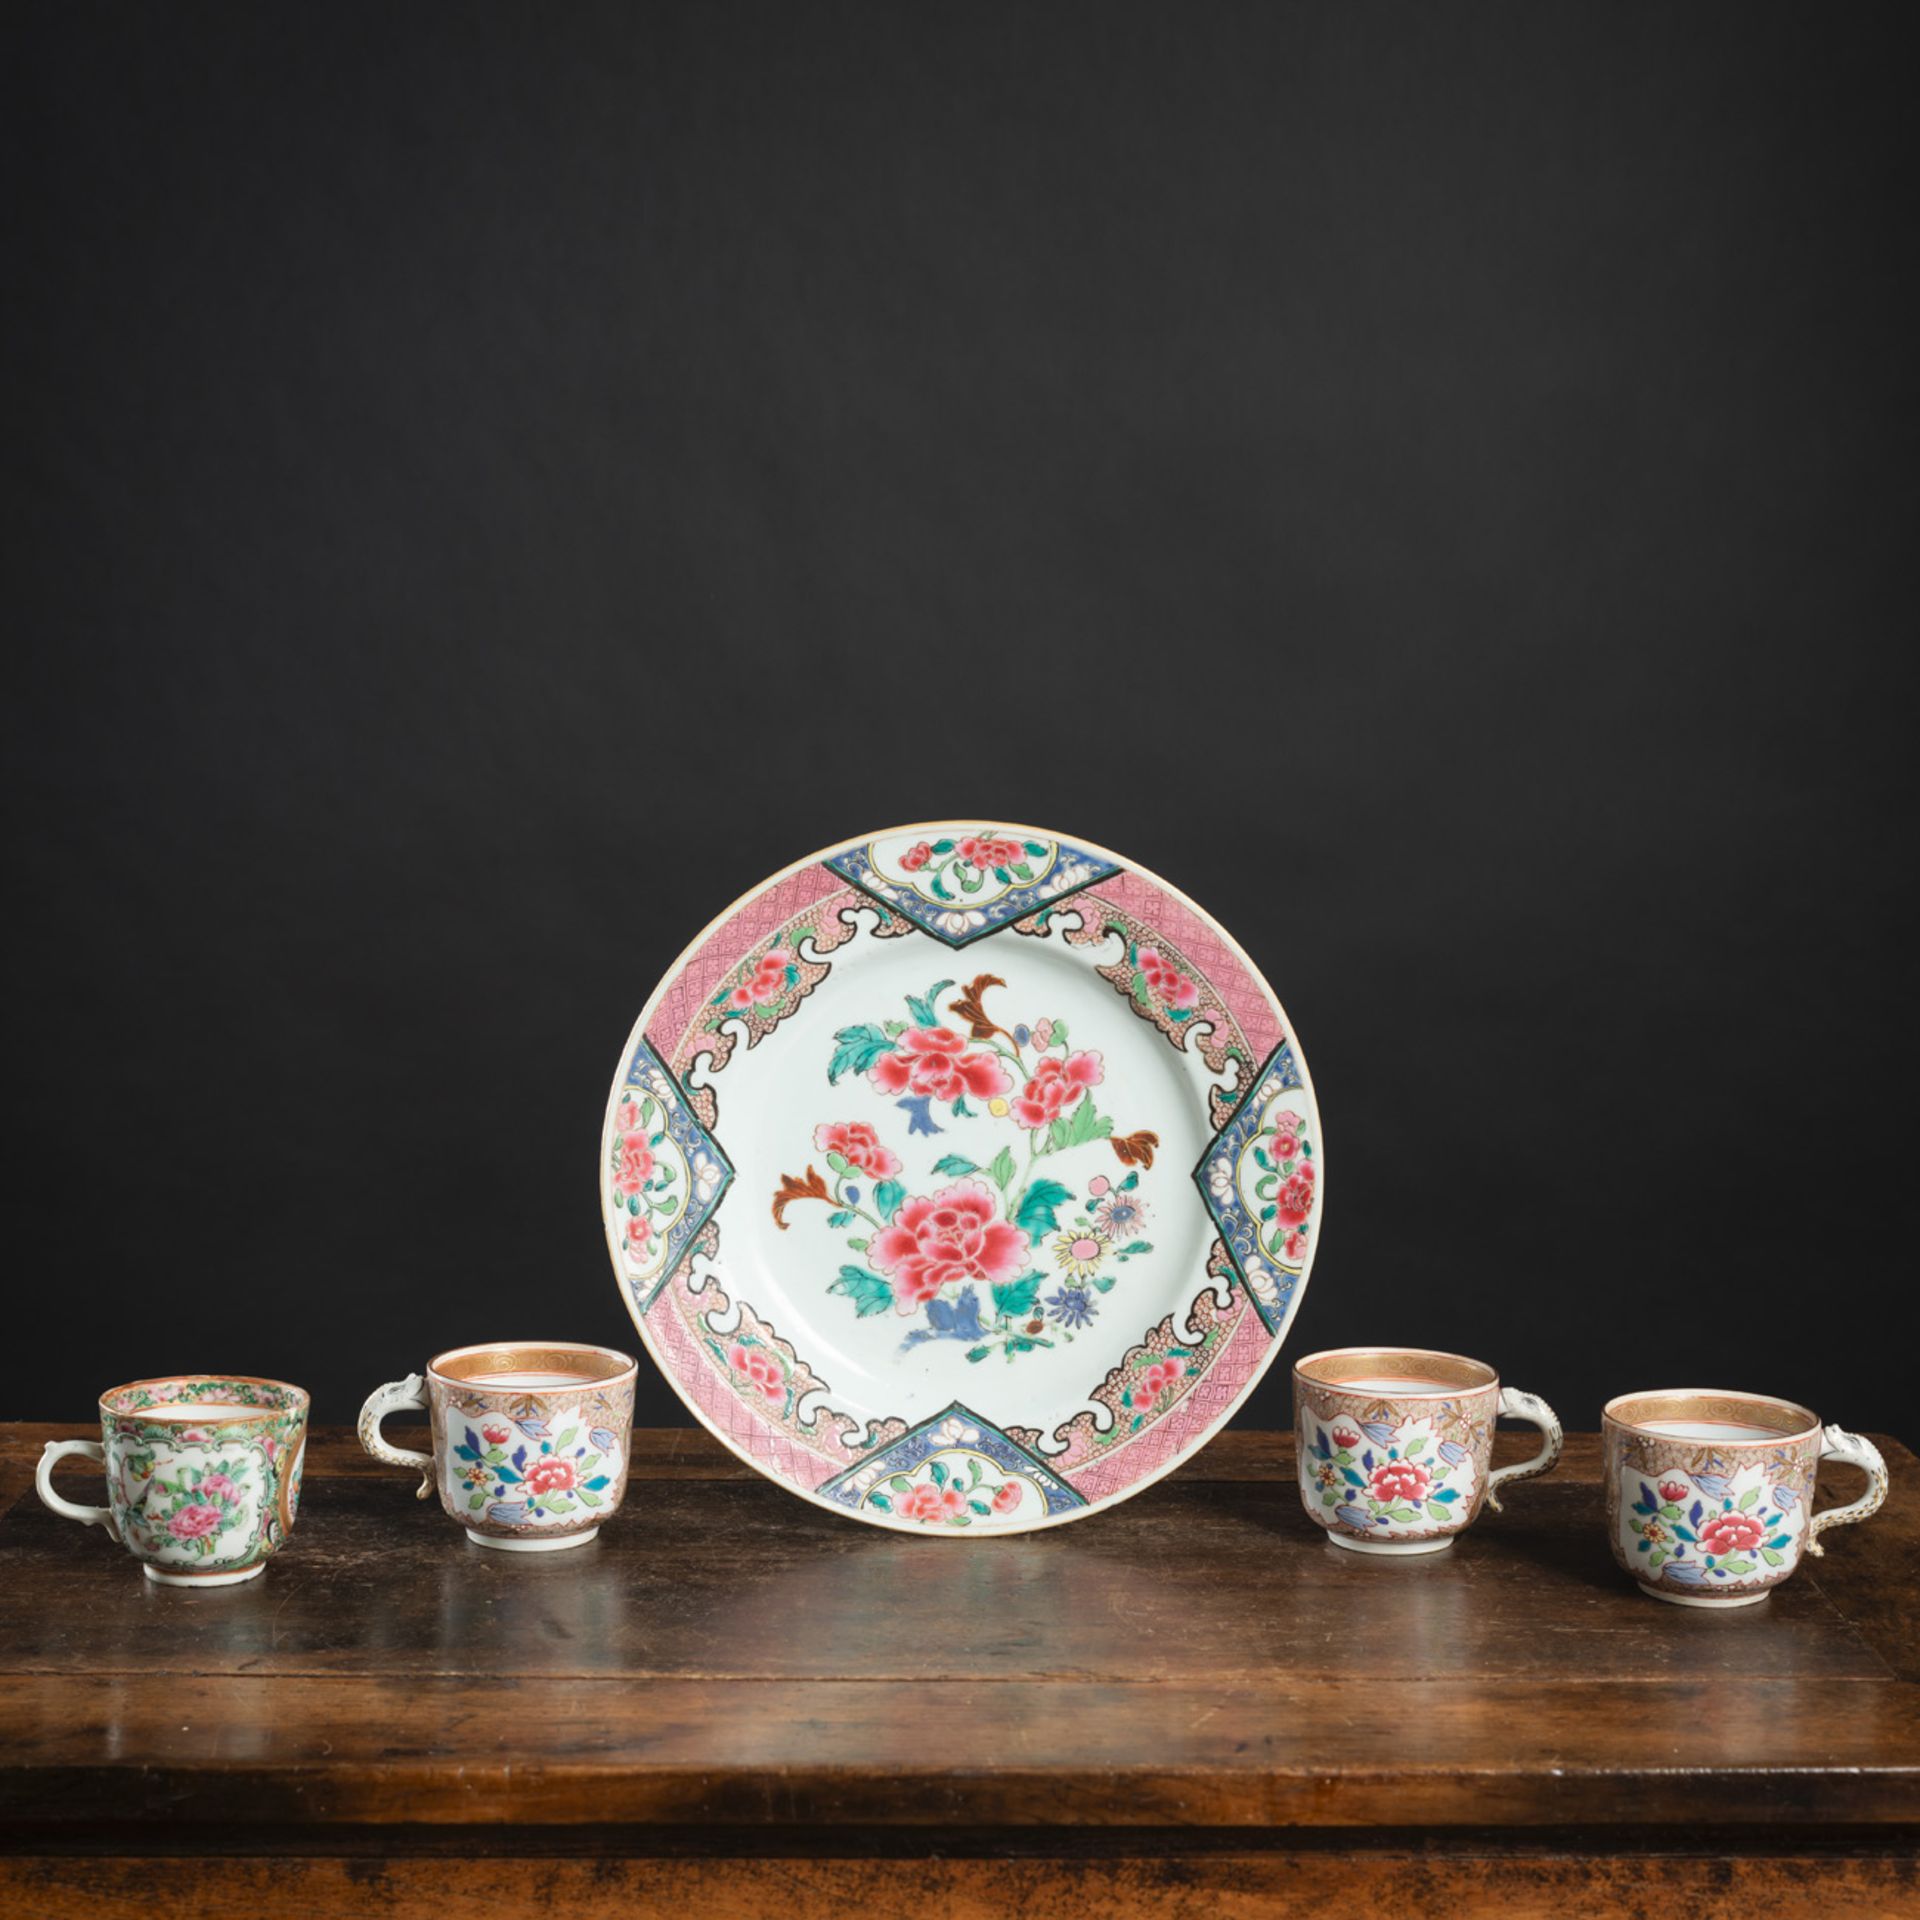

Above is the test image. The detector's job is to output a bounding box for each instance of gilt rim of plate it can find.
[598,821,1325,1536]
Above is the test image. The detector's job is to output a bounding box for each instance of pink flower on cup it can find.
[1269,1125,1301,1160]
[1698,1509,1766,1558]
[1369,1459,1433,1505]
[990,1482,1021,1515]
[898,1481,967,1524]
[626,1215,652,1258]
[868,1180,1031,1311]
[868,1028,1011,1104]
[1273,1163,1316,1227]
[614,1135,655,1195]
[900,841,933,872]
[728,1342,785,1403]
[1332,1425,1361,1450]
[728,947,795,1010]
[1659,1479,1689,1504]
[168,1503,223,1541]
[200,1473,239,1502]
[524,1457,578,1496]
[1281,1228,1310,1263]
[813,1120,902,1179]
[1010,1051,1103,1130]
[1088,1175,1110,1197]
[1138,945,1200,1010]
[482,1425,510,1446]
[958,834,1023,871]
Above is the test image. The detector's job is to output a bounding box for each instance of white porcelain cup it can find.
[1293,1346,1562,1555]
[1604,1388,1888,1608]
[359,1340,638,1552]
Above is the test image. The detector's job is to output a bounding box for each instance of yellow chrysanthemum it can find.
[1052,1230,1108,1280]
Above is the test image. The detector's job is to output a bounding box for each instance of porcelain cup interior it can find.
[1293,1347,1501,1549]
[97,1375,310,1582]
[1603,1388,1822,1606]
[424,1341,639,1545]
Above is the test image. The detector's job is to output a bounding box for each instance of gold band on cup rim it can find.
[1293,1346,1498,1398]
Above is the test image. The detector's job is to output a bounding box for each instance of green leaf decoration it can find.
[556,1428,578,1450]
[932,1154,980,1177]
[1719,1556,1755,1574]
[826,1151,852,1176]
[931,838,955,854]
[1013,1178,1072,1239]
[869,1493,892,1512]
[1050,1020,1068,1048]
[1022,841,1048,858]
[992,1270,1044,1317]
[1649,1548,1668,1568]
[890,1475,913,1493]
[992,866,1011,883]
[988,1145,1016,1191]
[1426,1500,1451,1523]
[1403,1437,1427,1458]
[1130,970,1149,1001]
[965,1345,992,1363]
[828,1023,897,1084]
[1321,1490,1337,1506]
[905,979,955,1027]
[929,1459,948,1487]
[829,1265,895,1317]
[468,1491,486,1509]
[1761,1546,1785,1567]
[1738,1486,1760,1510]
[1011,863,1033,882]
[1660,1503,1683,1520]
[967,1458,983,1486]
[846,1236,870,1252]
[827,1210,853,1229]
[578,1487,603,1508]
[930,872,954,901]
[873,1177,908,1221]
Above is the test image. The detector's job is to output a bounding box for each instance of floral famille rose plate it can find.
[598,824,1323,1534]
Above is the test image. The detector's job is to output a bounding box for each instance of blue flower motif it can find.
[1046,1285,1097,1329]
[895,1096,943,1136]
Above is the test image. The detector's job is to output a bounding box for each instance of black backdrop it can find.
[7,7,1914,1444]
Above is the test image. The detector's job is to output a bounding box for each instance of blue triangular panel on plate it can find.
[817,1401,1088,1518]
[824,831,1120,947]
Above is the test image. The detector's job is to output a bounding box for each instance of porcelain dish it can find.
[599,824,1324,1534]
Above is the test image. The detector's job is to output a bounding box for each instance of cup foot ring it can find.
[465,1526,599,1554]
[142,1561,267,1588]
[1325,1530,1456,1557]
[1638,1582,1770,1609]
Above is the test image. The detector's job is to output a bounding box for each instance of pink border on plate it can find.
[625,849,1309,1516]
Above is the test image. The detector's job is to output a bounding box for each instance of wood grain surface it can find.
[5,1424,1916,1913]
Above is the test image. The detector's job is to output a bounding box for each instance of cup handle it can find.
[35,1439,122,1543]
[1805,1425,1889,1556]
[1485,1388,1564,1513]
[357,1374,434,1499]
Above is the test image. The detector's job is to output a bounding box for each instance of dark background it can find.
[7,7,1914,1443]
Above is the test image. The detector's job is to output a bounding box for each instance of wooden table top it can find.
[4,1421,1916,1856]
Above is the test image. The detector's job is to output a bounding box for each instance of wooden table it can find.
[4,1423,1916,1916]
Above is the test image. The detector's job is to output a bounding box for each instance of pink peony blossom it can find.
[1370,1459,1433,1505]
[813,1120,902,1180]
[1010,1051,1103,1131]
[898,1481,967,1524]
[626,1215,652,1258]
[868,1179,1031,1311]
[868,1028,1010,1104]
[168,1503,223,1541]
[899,841,933,872]
[1138,945,1200,1010]
[200,1473,239,1502]
[958,835,1023,871]
[990,1481,1022,1515]
[1273,1162,1316,1227]
[525,1457,577,1496]
[1698,1509,1767,1558]
[728,1342,785,1403]
[614,1135,655,1195]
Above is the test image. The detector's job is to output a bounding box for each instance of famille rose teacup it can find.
[1604,1389,1889,1609]
[1294,1347,1563,1555]
[35,1376,309,1587]
[359,1340,638,1552]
